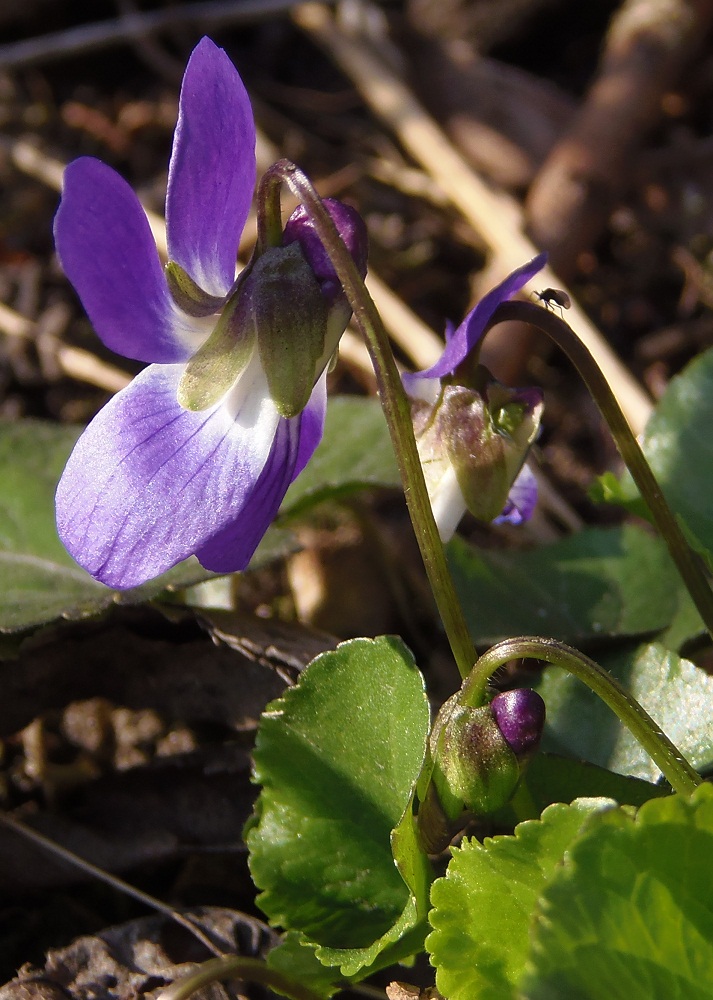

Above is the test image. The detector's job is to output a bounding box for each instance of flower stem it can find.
[261,160,476,679]
[462,636,701,796]
[491,300,713,642]
[157,954,326,1000]
[255,168,284,253]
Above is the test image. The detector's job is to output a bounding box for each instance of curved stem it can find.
[462,636,701,796]
[260,160,476,679]
[157,954,326,1000]
[491,300,713,641]
[255,167,284,253]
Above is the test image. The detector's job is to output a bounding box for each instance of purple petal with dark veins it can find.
[54,157,200,364]
[403,253,548,391]
[495,462,538,525]
[195,417,298,572]
[197,372,328,570]
[55,361,284,589]
[166,37,256,298]
[196,372,327,573]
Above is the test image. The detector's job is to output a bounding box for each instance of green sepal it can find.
[177,290,256,411]
[254,244,329,418]
[450,380,541,520]
[324,300,352,366]
[165,260,226,317]
[437,697,521,815]
[413,377,542,525]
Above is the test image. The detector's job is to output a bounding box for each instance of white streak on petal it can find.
[429,463,468,542]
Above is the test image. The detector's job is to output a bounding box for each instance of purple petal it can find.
[292,371,327,481]
[55,158,200,364]
[282,199,368,302]
[491,689,545,758]
[197,372,328,570]
[166,37,256,298]
[403,253,547,391]
[56,360,285,589]
[495,463,538,525]
[195,417,298,572]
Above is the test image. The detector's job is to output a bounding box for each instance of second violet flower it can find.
[54,37,366,590]
[403,254,547,541]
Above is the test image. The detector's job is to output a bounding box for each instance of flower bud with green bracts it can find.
[417,688,545,853]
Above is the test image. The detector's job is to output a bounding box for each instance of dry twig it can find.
[0,300,131,393]
[293,0,654,436]
[5,137,445,376]
[0,0,337,69]
[527,0,713,273]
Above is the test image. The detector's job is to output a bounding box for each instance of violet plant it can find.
[18,33,713,1000]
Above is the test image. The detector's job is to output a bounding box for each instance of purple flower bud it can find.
[417,689,545,852]
[282,199,368,303]
[490,689,546,759]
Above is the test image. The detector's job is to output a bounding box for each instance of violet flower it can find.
[403,254,548,540]
[54,38,366,590]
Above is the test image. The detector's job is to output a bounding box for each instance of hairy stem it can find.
[261,160,477,679]
[462,636,701,796]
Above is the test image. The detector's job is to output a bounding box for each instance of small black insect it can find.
[534,287,571,314]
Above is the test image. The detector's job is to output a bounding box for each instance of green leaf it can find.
[624,538,703,657]
[522,783,713,999]
[0,398,396,632]
[0,419,81,558]
[0,419,110,631]
[448,525,679,646]
[537,641,713,781]
[391,789,432,918]
[312,789,434,978]
[495,752,668,825]
[267,934,342,999]
[613,346,713,568]
[0,418,298,632]
[281,396,398,517]
[247,636,430,977]
[659,586,706,652]
[427,798,614,1000]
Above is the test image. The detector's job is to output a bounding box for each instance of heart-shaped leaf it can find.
[427,798,614,1000]
[448,525,679,646]
[247,636,430,977]
[537,641,713,782]
[522,783,713,998]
